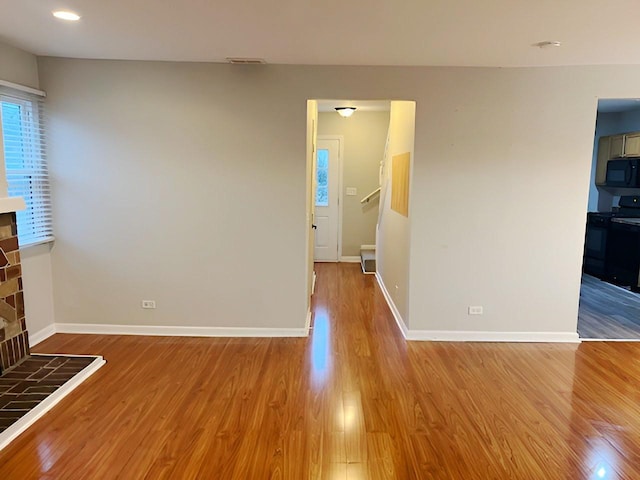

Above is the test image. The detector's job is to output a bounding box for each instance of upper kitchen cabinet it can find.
[625,133,640,156]
[596,136,612,185]
[610,135,625,158]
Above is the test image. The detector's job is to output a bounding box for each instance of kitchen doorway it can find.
[579,98,640,340]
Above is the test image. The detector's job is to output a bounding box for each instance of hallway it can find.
[1,263,639,478]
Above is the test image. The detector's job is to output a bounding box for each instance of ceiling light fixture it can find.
[53,10,81,21]
[226,57,267,65]
[534,41,561,49]
[335,107,356,118]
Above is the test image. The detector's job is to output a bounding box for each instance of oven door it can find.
[606,221,640,290]
[583,215,609,277]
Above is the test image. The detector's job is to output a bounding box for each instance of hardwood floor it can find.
[578,274,640,339]
[1,264,640,478]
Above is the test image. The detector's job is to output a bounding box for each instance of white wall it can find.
[39,58,640,338]
[377,102,415,325]
[317,111,389,256]
[0,41,56,340]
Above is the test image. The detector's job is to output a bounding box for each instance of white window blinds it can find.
[0,86,52,246]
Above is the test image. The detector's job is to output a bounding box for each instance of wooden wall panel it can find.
[391,153,410,217]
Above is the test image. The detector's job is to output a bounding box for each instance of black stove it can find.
[584,196,640,291]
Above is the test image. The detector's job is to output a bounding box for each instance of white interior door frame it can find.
[317,135,344,260]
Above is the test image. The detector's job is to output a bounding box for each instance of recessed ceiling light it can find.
[53,10,81,21]
[534,41,562,49]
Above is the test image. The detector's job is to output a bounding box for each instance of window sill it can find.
[19,237,55,250]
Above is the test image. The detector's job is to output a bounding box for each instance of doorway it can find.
[314,137,341,262]
[579,98,640,340]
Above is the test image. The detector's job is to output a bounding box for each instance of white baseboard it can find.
[406,330,581,343]
[54,323,310,338]
[375,273,579,344]
[340,256,361,263]
[312,271,317,295]
[375,272,409,338]
[305,309,312,332]
[29,324,57,346]
[0,354,105,452]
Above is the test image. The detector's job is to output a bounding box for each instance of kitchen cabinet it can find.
[610,135,625,158]
[625,133,640,156]
[596,136,611,185]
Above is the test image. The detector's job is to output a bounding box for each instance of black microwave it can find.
[606,158,640,187]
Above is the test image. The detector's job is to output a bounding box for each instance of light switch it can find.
[346,187,357,196]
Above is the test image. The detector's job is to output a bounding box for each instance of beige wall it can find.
[40,58,640,336]
[317,111,389,257]
[0,41,55,339]
[377,102,415,324]
[0,42,39,89]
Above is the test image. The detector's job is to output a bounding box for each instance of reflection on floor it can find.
[578,274,640,339]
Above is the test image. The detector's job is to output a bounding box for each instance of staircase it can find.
[360,246,376,274]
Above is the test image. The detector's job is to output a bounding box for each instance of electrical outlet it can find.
[468,306,483,315]
[141,300,156,309]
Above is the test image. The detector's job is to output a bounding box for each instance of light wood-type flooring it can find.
[578,274,640,339]
[2,264,640,478]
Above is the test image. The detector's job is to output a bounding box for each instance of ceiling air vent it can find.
[226,57,267,65]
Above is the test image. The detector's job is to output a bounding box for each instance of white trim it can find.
[406,330,581,343]
[360,244,376,250]
[0,355,104,452]
[0,79,46,98]
[0,196,25,214]
[580,337,640,342]
[375,271,579,344]
[29,324,57,346]
[20,236,55,250]
[361,266,376,275]
[305,309,313,332]
[375,272,409,338]
[54,323,310,338]
[340,256,360,263]
[312,270,317,295]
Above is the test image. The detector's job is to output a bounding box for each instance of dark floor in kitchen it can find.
[578,274,640,339]
[0,355,96,433]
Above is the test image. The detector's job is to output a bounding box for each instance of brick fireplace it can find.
[0,212,28,373]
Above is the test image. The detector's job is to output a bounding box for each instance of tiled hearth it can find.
[0,213,28,373]
[0,355,97,433]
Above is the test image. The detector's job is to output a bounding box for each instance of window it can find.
[0,87,52,246]
[316,149,329,207]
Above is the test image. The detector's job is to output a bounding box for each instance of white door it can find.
[314,138,340,261]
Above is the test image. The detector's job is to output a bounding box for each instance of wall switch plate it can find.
[142,300,156,309]
[346,187,357,196]
[468,306,483,315]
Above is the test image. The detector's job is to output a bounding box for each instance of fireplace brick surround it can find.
[0,212,28,372]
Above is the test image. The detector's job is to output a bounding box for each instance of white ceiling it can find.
[3,0,640,67]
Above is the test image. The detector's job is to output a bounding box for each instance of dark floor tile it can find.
[27,368,54,380]
[0,354,98,433]
[5,401,40,409]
